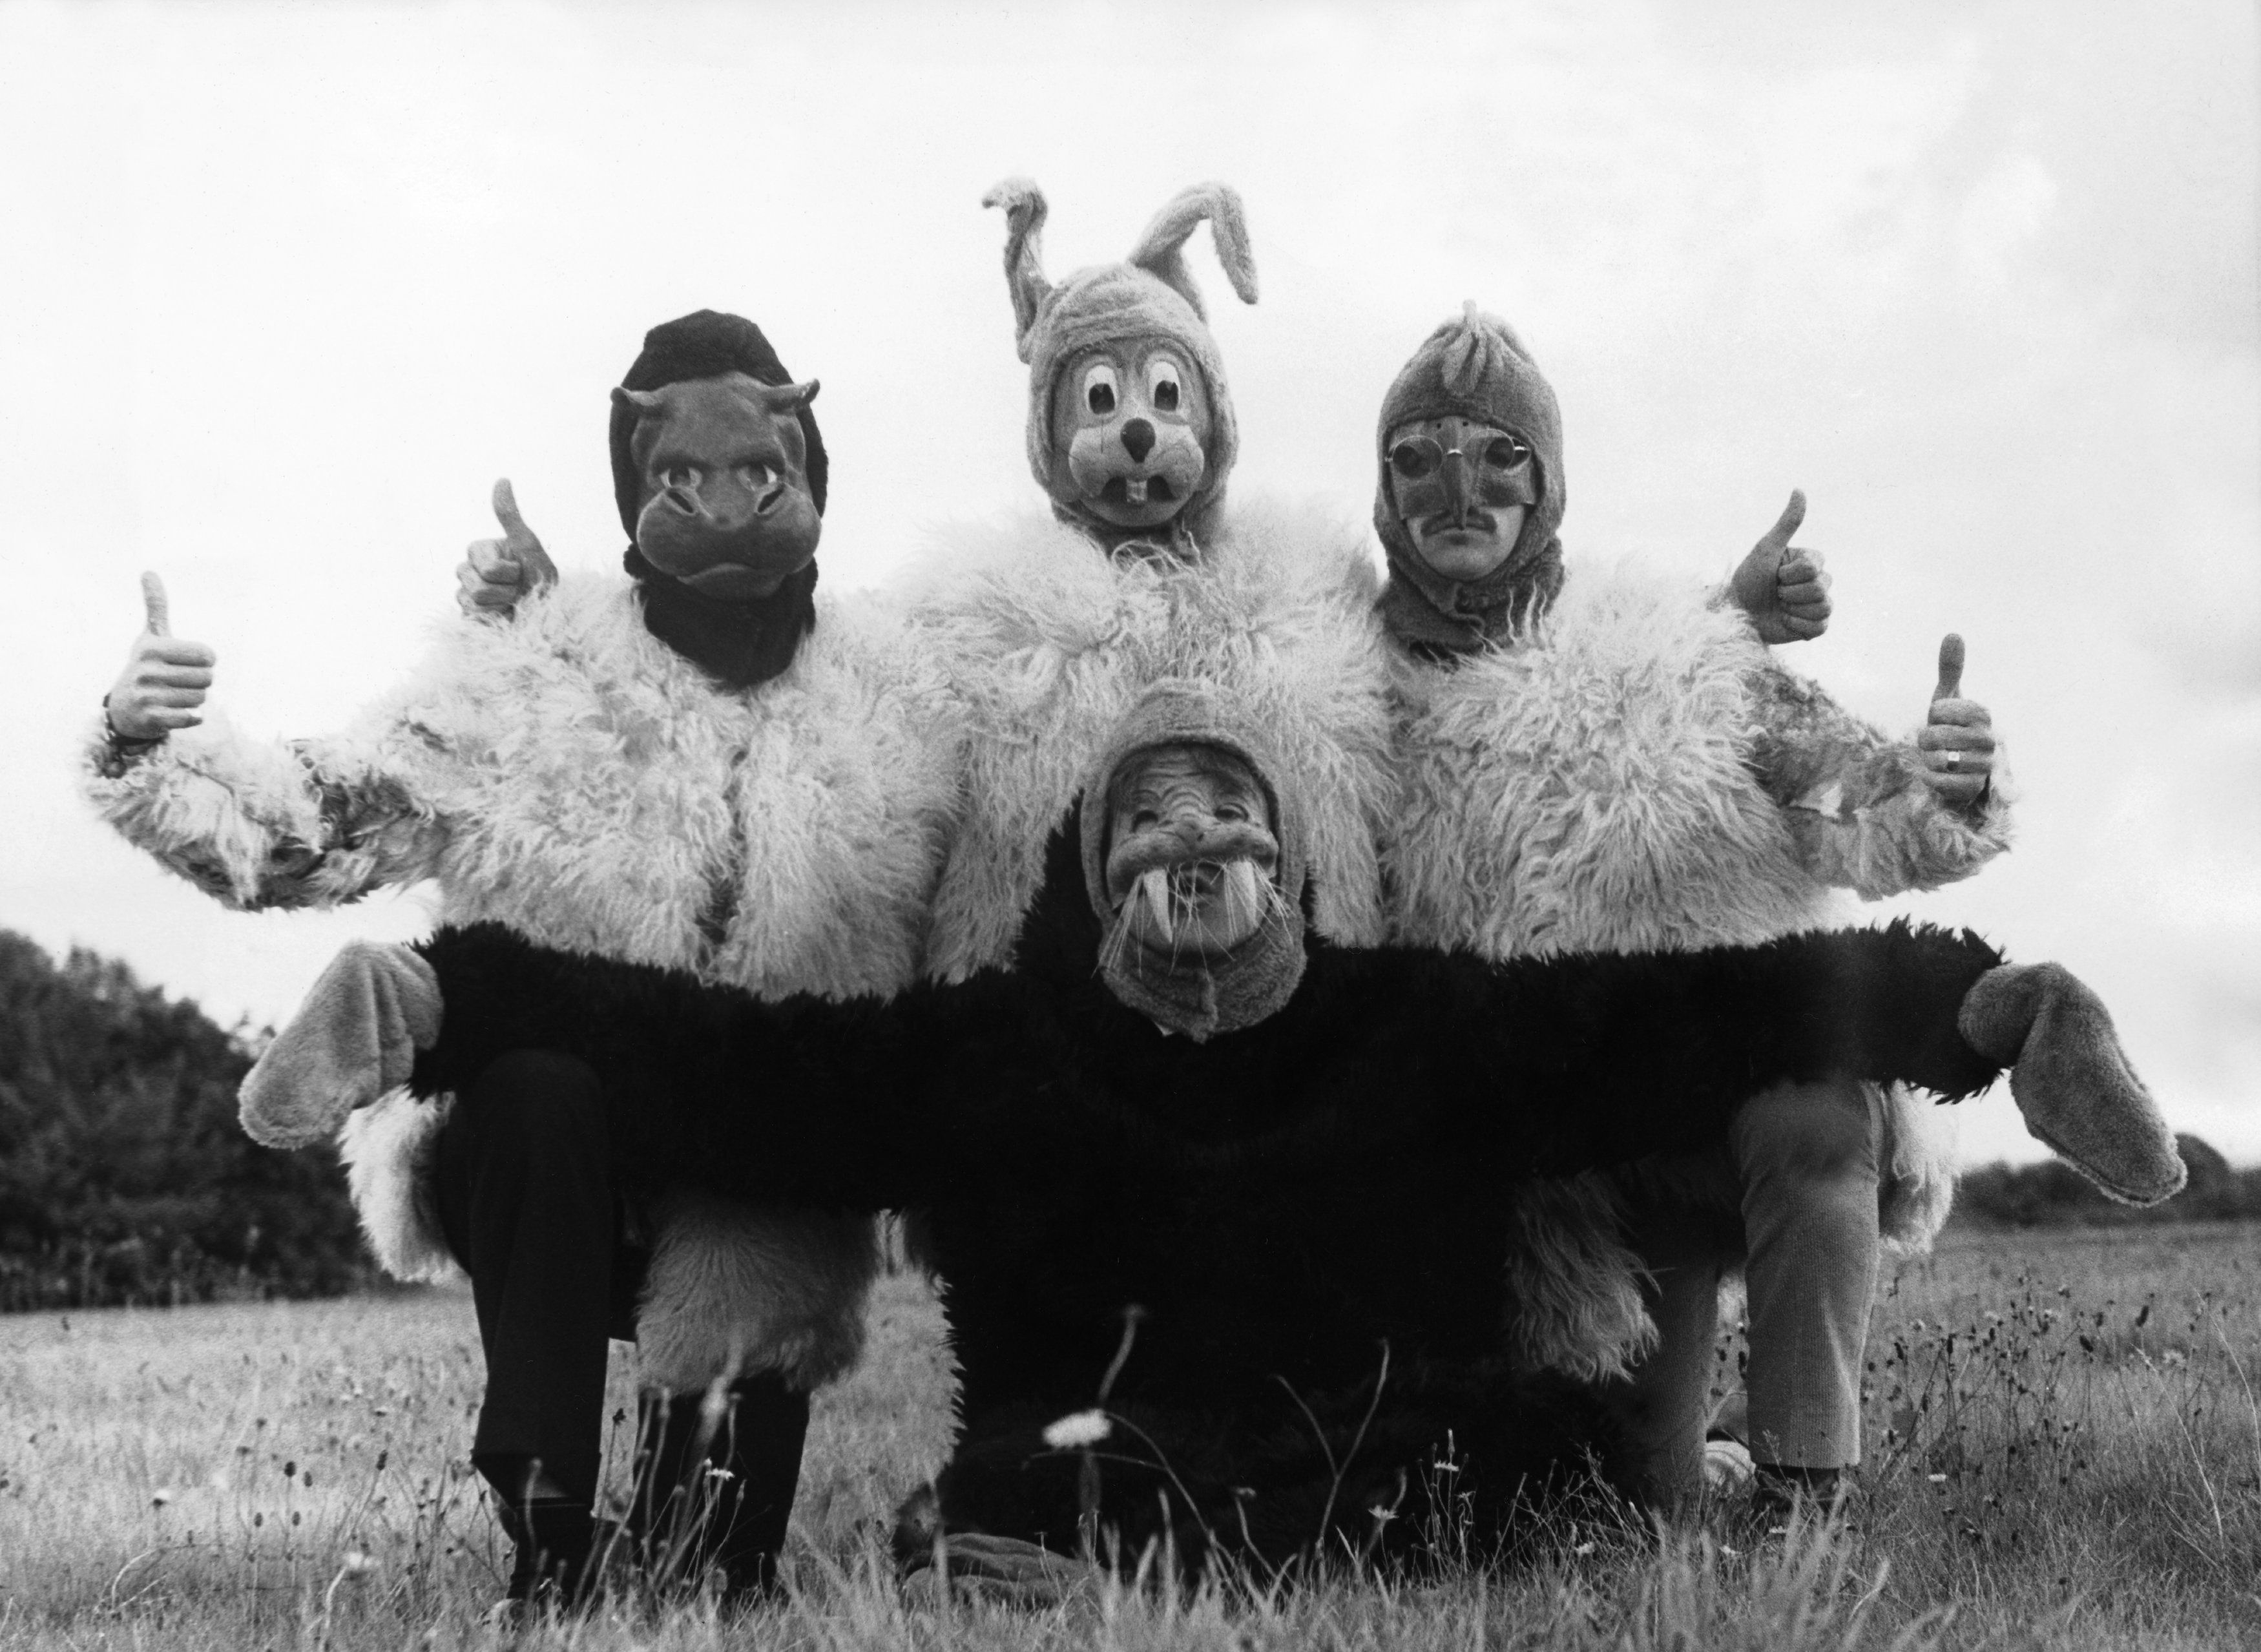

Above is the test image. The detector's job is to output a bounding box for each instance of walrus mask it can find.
[613,373,823,601]
[1080,686,1306,1040]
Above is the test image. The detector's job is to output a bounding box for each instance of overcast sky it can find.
[2,0,2254,1167]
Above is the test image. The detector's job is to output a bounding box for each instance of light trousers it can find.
[1604,1076,1883,1500]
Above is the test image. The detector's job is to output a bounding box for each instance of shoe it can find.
[498,1493,599,1611]
[1702,1436,1755,1495]
[1746,1463,1853,1538]
[632,1374,810,1601]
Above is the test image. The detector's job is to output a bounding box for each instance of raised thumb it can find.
[1755,489,1806,556]
[491,478,536,550]
[1933,633,1966,702]
[140,571,171,638]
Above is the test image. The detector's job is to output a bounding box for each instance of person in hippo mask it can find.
[1371,304,2018,1519]
[92,311,960,1610]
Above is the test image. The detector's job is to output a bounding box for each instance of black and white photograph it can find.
[1,3,2255,1645]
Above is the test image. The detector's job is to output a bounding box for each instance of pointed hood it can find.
[1374,304,1567,654]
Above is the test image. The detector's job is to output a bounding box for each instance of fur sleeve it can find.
[409,923,1038,1211]
[1746,660,2014,900]
[80,709,443,910]
[1406,924,2006,1180]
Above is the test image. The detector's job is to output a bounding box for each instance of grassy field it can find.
[2,1221,2258,1650]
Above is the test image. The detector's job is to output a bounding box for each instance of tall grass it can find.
[2,1222,2256,1649]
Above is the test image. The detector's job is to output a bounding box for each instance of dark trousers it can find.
[433,1048,809,1596]
[435,1049,629,1507]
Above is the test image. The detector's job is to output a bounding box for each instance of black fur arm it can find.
[408,923,1040,1211]
[1393,921,2005,1179]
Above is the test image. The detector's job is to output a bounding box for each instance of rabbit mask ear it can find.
[983,177,1054,363]
[1127,182,1259,322]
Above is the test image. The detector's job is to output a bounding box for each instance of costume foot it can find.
[891,1486,1099,1609]
[1959,963,2184,1205]
[238,939,440,1147]
[901,1532,1099,1609]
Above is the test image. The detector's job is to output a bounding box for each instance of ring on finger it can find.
[1944,750,1963,771]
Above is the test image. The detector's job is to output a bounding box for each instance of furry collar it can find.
[904,497,1397,978]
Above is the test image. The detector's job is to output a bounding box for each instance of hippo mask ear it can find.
[755,377,822,417]
[983,177,1053,364]
[1127,182,1259,322]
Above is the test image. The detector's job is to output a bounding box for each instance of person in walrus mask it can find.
[247,680,2178,1591]
[90,310,961,1609]
[1370,304,2017,1520]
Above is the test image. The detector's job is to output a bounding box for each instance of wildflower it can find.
[1042,1410,1112,1450]
[341,1550,375,1579]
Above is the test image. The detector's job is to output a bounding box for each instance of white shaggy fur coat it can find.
[905,496,1397,976]
[85,577,961,1393]
[1384,567,2014,1381]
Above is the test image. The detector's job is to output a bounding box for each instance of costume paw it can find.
[893,1486,1098,1609]
[238,940,441,1149]
[901,1532,1098,1609]
[1959,963,2184,1206]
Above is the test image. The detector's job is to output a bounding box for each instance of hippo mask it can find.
[612,373,824,601]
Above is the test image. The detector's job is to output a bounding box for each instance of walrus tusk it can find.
[1141,867,1173,942]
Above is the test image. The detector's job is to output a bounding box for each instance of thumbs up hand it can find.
[1727,490,1833,645]
[104,572,217,744]
[1917,633,1995,809]
[456,479,557,618]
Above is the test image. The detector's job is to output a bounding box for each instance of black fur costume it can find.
[410,904,2003,1572]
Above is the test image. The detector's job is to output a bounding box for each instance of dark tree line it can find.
[1954,1133,2254,1231]
[0,929,371,1310]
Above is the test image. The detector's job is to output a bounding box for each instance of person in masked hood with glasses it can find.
[1373,304,2009,1520]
